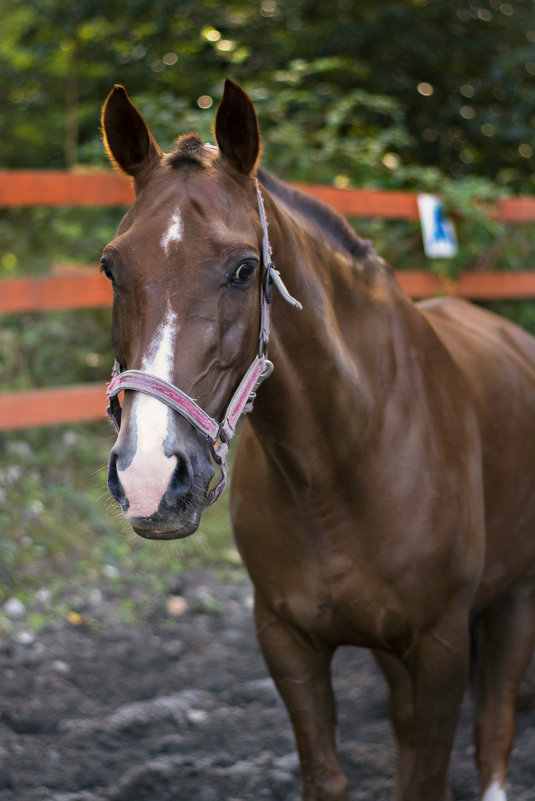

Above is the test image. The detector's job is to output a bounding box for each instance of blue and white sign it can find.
[417,194,458,258]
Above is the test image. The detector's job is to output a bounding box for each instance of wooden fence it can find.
[2,170,535,431]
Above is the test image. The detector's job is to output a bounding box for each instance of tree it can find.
[0,0,534,191]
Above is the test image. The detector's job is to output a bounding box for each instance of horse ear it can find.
[101,85,162,182]
[215,79,260,175]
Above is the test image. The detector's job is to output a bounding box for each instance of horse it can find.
[100,79,535,801]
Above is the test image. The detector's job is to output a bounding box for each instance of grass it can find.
[0,419,241,634]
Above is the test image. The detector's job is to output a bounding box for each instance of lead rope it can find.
[106,179,302,506]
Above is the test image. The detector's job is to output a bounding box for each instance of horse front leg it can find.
[372,648,416,801]
[401,604,470,801]
[254,591,349,801]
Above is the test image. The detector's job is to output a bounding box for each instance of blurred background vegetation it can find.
[1,0,535,617]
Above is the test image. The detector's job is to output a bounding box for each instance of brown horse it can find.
[101,79,535,801]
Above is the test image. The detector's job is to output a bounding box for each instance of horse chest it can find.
[254,565,416,650]
[236,512,426,649]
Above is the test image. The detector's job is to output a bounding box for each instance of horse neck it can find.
[251,186,422,458]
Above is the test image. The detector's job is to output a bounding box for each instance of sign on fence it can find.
[417,194,458,258]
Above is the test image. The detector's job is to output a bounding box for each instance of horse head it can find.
[101,80,266,539]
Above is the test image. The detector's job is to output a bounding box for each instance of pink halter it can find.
[106,180,302,505]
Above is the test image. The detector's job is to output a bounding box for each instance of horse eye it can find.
[231,260,257,285]
[100,257,115,284]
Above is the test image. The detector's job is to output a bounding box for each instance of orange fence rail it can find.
[3,268,535,319]
[3,170,535,221]
[1,170,535,431]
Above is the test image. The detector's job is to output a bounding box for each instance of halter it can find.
[106,179,302,506]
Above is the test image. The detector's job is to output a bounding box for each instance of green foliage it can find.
[0,308,112,391]
[0,205,122,282]
[1,0,535,190]
[0,421,236,605]
[482,300,535,335]
[247,57,410,183]
[0,423,118,589]
[0,207,121,394]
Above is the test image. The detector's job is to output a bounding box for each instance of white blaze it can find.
[161,207,183,255]
[482,779,506,801]
[119,305,178,518]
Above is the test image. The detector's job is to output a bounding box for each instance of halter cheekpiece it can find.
[106,179,302,506]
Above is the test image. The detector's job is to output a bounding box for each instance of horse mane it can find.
[257,167,372,261]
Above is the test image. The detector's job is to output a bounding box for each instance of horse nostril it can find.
[165,452,194,507]
[108,451,127,509]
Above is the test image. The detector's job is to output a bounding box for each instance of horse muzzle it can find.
[107,427,214,540]
[128,511,203,541]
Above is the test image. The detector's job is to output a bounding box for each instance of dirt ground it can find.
[1,568,534,801]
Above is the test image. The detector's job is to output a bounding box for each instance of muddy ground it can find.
[1,569,534,801]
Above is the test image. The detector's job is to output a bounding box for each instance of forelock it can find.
[166,133,206,169]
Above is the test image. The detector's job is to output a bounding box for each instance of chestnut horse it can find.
[101,80,535,801]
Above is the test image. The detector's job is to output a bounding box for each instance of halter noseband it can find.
[106,179,302,506]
